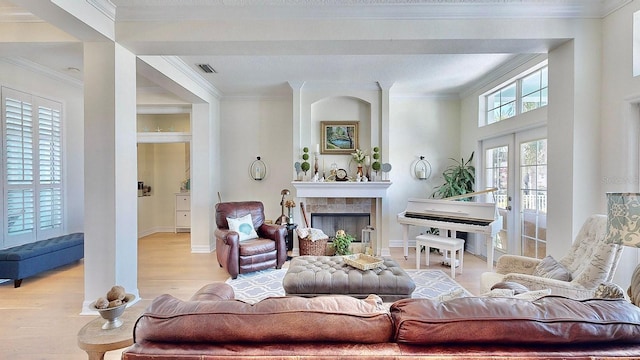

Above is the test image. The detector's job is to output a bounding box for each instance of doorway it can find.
[136,112,192,237]
[481,127,547,259]
[137,142,190,236]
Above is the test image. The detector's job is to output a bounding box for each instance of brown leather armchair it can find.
[215,201,287,279]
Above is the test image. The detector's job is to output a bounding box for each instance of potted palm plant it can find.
[432,151,475,201]
[429,151,476,247]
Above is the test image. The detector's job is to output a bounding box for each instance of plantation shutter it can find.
[3,89,35,243]
[2,87,63,247]
[38,100,62,232]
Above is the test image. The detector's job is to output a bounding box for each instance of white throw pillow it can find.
[227,214,258,241]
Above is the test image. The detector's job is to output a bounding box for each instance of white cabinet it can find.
[175,193,191,233]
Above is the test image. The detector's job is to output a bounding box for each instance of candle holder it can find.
[413,156,431,180]
[314,152,320,175]
[250,156,267,180]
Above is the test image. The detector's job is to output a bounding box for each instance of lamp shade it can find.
[606,192,640,247]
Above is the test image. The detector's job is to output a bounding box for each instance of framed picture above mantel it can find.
[320,121,358,155]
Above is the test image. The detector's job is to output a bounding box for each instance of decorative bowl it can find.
[92,293,135,330]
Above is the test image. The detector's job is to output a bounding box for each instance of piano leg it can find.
[402,224,409,259]
[485,234,494,269]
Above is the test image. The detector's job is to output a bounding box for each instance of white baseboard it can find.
[138,226,180,238]
[191,244,213,253]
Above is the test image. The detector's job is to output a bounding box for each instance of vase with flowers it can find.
[351,149,367,178]
[284,200,296,224]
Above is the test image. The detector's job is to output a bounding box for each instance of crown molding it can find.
[112,0,633,20]
[459,54,543,98]
[137,104,191,114]
[0,57,83,88]
[0,2,42,22]
[161,56,223,99]
[87,0,116,21]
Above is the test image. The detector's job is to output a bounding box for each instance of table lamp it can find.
[606,192,640,247]
[275,189,290,225]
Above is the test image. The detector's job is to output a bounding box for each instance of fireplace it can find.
[291,181,392,256]
[311,213,370,241]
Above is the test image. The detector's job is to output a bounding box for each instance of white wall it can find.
[219,97,293,221]
[0,60,85,235]
[219,92,473,247]
[457,19,605,262]
[459,55,548,257]
[311,96,372,174]
[137,142,188,236]
[601,0,640,288]
[387,95,461,246]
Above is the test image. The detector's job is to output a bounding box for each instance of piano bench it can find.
[415,234,465,279]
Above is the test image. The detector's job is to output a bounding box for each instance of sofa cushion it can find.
[134,294,393,344]
[391,296,640,345]
[532,255,572,281]
[189,283,235,301]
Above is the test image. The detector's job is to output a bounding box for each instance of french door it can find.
[481,127,547,259]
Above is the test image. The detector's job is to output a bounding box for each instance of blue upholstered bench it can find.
[0,233,84,288]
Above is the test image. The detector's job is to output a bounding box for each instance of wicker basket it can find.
[299,237,328,256]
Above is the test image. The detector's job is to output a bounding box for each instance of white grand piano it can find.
[397,193,502,269]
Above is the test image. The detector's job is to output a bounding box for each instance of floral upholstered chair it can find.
[480,214,623,299]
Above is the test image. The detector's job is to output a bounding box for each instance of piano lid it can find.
[402,197,497,226]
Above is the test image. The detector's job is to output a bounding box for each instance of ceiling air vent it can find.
[196,63,217,73]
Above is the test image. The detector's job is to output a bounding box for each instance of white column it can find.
[378,82,393,257]
[289,81,305,255]
[82,42,139,313]
[190,103,215,252]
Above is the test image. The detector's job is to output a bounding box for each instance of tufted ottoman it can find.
[283,255,415,302]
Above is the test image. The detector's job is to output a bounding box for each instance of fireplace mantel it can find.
[291,181,392,198]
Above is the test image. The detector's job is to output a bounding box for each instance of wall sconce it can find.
[413,156,432,180]
[250,156,267,180]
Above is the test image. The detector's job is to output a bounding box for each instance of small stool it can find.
[415,234,465,278]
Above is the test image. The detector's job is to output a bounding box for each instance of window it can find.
[521,67,548,113]
[487,84,517,124]
[484,64,548,125]
[2,87,63,247]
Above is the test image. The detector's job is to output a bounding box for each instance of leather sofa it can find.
[122,282,640,359]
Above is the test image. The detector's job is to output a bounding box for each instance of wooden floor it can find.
[0,232,490,360]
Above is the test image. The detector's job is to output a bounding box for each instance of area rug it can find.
[226,268,472,304]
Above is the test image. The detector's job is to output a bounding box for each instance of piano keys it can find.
[397,197,502,269]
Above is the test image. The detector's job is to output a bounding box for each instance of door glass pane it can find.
[520,139,547,259]
[485,146,509,251]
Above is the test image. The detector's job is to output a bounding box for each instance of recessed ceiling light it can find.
[196,63,217,74]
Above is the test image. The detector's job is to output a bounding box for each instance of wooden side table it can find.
[77,302,146,360]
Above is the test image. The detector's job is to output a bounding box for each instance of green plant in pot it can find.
[432,151,475,201]
[301,147,311,174]
[332,229,354,255]
[428,151,475,245]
